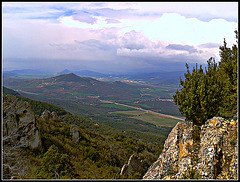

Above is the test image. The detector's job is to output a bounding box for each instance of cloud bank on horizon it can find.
[2,2,238,73]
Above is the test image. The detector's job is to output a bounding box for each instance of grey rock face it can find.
[18,122,42,149]
[197,117,224,179]
[3,94,42,150]
[40,110,52,120]
[51,111,59,121]
[143,121,193,179]
[40,110,59,121]
[143,117,238,180]
[70,125,80,143]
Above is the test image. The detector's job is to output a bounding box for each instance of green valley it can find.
[3,73,183,144]
[3,93,163,179]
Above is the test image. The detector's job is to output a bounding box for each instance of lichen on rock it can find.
[143,117,238,180]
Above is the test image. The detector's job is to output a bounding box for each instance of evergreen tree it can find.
[173,32,238,125]
[35,145,75,179]
[218,32,238,118]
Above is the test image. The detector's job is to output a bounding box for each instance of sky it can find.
[2,2,238,73]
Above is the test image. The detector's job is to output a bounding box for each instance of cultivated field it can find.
[109,110,182,128]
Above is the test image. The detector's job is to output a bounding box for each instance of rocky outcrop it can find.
[40,110,51,120]
[52,111,59,121]
[120,154,145,176]
[143,117,238,180]
[198,117,238,179]
[40,110,58,121]
[3,94,42,150]
[70,125,81,143]
[18,122,42,150]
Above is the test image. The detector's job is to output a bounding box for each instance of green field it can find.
[128,103,152,109]
[140,86,177,99]
[100,104,135,110]
[110,110,144,116]
[15,92,175,143]
[110,110,182,127]
[72,92,97,97]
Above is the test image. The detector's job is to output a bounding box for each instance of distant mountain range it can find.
[3,69,110,79]
[55,69,72,75]
[3,68,185,86]
[55,69,110,78]
[3,73,142,100]
[126,71,185,85]
[2,69,51,79]
[55,69,185,85]
[3,69,46,75]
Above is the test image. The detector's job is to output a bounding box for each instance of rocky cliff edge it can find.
[143,117,238,180]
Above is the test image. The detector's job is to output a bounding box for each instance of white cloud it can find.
[133,2,238,22]
[119,13,237,45]
[58,11,237,46]
[2,2,238,72]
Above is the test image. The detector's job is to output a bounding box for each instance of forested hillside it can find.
[2,92,163,179]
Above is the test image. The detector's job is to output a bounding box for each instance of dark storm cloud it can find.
[166,44,198,53]
[74,39,116,51]
[49,43,77,51]
[49,39,117,52]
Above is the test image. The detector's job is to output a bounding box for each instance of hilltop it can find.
[3,73,141,100]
